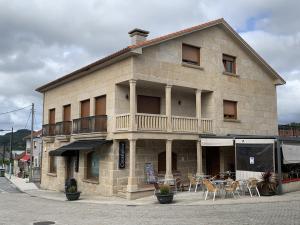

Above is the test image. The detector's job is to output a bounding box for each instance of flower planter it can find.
[155,193,174,204]
[66,192,81,201]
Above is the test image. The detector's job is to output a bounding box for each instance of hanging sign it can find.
[119,142,126,169]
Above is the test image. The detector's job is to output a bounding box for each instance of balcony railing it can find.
[136,113,167,131]
[73,115,107,134]
[115,114,213,133]
[55,121,72,135]
[42,124,56,136]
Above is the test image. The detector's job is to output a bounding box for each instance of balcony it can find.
[56,121,72,135]
[42,124,56,136]
[115,113,213,133]
[73,115,107,134]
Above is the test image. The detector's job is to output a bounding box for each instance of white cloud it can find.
[0,0,300,131]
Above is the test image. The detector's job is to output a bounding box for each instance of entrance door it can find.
[137,95,160,114]
[206,147,220,176]
[66,156,76,180]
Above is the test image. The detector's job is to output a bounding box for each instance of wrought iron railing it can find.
[73,115,107,134]
[42,124,56,136]
[55,121,72,135]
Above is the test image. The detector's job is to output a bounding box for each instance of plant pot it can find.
[155,193,174,204]
[258,185,276,196]
[66,192,81,201]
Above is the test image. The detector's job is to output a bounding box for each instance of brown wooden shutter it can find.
[224,100,237,119]
[49,109,55,124]
[81,99,90,117]
[182,44,200,65]
[137,95,160,114]
[95,95,106,115]
[63,105,71,121]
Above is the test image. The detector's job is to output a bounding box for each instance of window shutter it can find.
[95,95,106,115]
[49,109,55,124]
[224,100,237,118]
[81,99,90,117]
[182,44,200,65]
[63,105,71,121]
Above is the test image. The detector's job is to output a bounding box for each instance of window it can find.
[49,155,57,173]
[182,44,200,65]
[223,100,237,120]
[63,104,71,121]
[86,151,99,180]
[223,54,236,74]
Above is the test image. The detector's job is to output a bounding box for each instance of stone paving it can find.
[1,177,300,225]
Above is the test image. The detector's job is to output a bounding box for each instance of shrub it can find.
[159,185,171,195]
[67,185,77,193]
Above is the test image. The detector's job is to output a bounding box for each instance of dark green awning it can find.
[49,140,112,156]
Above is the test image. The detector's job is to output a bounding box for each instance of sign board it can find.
[250,157,255,165]
[118,142,126,169]
[144,163,156,184]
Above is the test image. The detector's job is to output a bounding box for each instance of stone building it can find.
[36,18,285,199]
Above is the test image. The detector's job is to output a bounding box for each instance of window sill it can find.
[47,172,57,177]
[82,179,99,184]
[223,71,240,77]
[181,62,204,70]
[223,119,241,123]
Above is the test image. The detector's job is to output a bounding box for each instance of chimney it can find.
[128,28,149,45]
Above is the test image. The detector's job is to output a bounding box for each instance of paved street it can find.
[0,177,20,193]
[1,177,300,225]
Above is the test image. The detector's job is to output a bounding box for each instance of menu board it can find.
[144,163,156,184]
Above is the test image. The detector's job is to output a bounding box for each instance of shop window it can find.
[86,151,99,180]
[49,155,57,173]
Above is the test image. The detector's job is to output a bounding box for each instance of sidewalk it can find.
[4,174,38,192]
[6,174,300,205]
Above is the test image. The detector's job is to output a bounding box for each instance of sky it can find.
[0,0,299,132]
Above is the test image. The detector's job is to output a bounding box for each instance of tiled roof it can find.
[36,18,285,92]
[23,129,42,140]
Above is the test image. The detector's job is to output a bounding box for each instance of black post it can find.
[276,138,282,195]
[2,143,6,167]
[9,127,13,178]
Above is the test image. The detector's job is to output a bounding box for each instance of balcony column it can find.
[165,139,173,180]
[129,79,137,131]
[165,85,172,132]
[196,89,202,133]
[127,139,138,192]
[196,140,204,176]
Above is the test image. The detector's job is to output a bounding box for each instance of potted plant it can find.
[257,171,277,196]
[65,178,81,201]
[155,184,174,204]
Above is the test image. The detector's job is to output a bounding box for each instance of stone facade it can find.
[38,21,284,199]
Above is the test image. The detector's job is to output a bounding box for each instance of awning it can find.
[49,140,112,156]
[201,138,234,146]
[282,144,300,164]
[20,154,30,162]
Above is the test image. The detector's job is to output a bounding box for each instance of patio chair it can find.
[203,179,219,201]
[247,178,261,197]
[153,182,160,196]
[188,174,197,192]
[224,181,240,198]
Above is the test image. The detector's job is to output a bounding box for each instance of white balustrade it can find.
[201,118,213,133]
[171,116,198,132]
[115,113,130,130]
[116,113,213,134]
[135,113,167,131]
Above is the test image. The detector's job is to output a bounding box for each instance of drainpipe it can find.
[276,138,283,195]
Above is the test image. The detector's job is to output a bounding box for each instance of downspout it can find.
[276,138,283,195]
